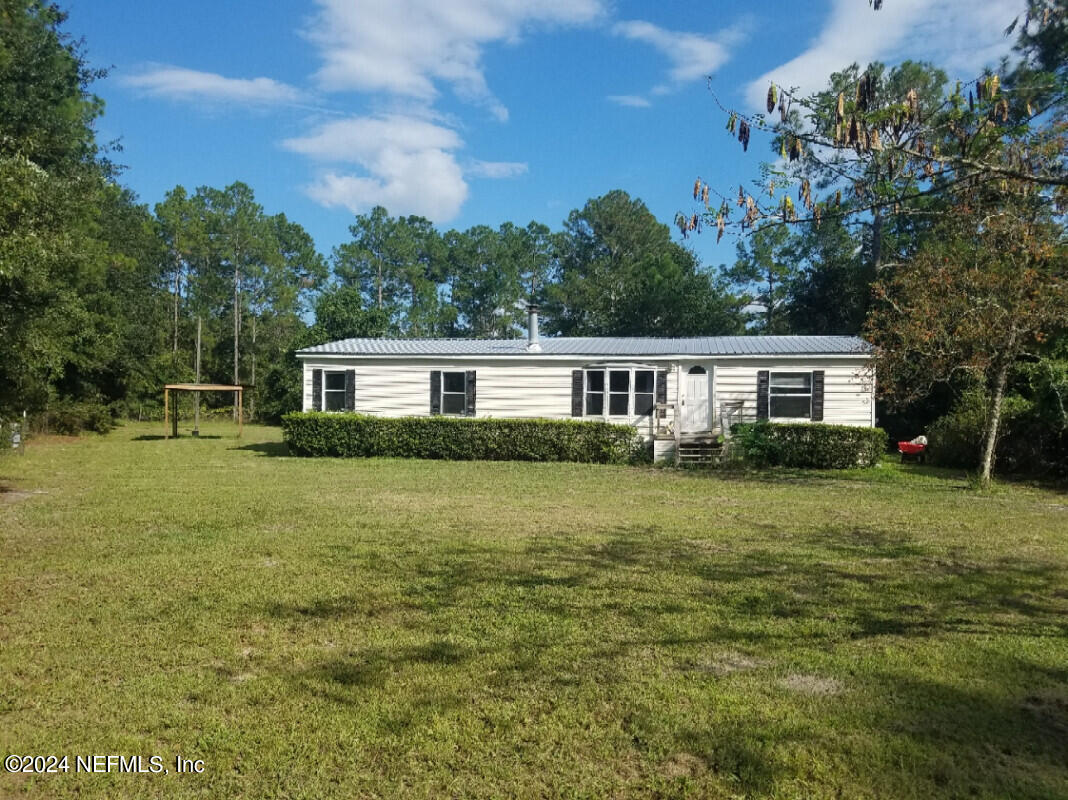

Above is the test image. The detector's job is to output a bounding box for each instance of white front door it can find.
[682,366,710,433]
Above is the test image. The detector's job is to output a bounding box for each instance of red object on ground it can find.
[897,442,926,455]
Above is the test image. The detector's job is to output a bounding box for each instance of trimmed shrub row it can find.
[730,421,887,469]
[281,412,647,464]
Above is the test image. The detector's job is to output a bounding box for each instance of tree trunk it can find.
[250,315,256,422]
[233,261,241,421]
[377,264,383,309]
[870,207,884,274]
[171,250,181,365]
[979,360,1010,488]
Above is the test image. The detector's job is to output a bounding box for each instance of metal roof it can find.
[297,335,871,357]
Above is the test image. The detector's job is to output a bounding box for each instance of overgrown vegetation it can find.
[282,412,646,464]
[729,421,887,469]
[1,425,1066,798]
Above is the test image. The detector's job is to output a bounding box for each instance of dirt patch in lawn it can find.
[782,673,843,695]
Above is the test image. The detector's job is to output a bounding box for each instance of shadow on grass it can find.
[231,441,290,456]
[131,434,223,441]
[277,523,1068,796]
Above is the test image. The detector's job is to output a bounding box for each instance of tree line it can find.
[2,0,1064,481]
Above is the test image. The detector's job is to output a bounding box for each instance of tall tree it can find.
[865,187,1068,486]
[726,224,795,332]
[548,190,743,336]
[0,0,110,415]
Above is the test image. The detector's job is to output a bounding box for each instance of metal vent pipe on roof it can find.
[527,304,541,352]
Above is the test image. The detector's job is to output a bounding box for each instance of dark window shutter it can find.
[571,370,584,417]
[344,369,356,411]
[465,370,476,417]
[656,369,668,418]
[756,370,769,420]
[811,370,825,421]
[429,370,441,415]
[312,369,322,411]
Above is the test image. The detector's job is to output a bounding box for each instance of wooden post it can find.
[172,391,179,439]
[237,388,243,438]
[163,388,169,439]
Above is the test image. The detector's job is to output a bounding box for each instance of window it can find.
[770,372,812,419]
[585,370,605,415]
[442,371,467,415]
[323,371,347,411]
[584,368,657,417]
[634,370,655,416]
[609,370,630,415]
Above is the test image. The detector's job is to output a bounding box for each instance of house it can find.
[296,308,875,462]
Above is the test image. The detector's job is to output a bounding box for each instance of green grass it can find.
[1,422,1066,799]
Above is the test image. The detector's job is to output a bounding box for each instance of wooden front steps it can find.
[676,437,725,466]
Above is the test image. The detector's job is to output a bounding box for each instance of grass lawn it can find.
[1,422,1066,799]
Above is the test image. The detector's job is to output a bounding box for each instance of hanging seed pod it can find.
[976,79,985,101]
[835,92,845,123]
[848,117,859,146]
[720,200,729,218]
[768,180,776,197]
[675,213,687,236]
[989,74,999,98]
[923,161,935,178]
[834,122,842,145]
[997,98,1009,122]
[1026,100,1034,116]
[905,89,919,122]
[693,179,701,201]
[789,137,802,161]
[702,185,710,206]
[779,95,787,123]
[783,196,796,221]
[814,204,822,229]
[689,214,699,232]
[780,138,787,160]
[727,111,737,134]
[716,213,725,243]
[737,185,745,207]
[767,84,777,114]
[892,111,903,138]
[869,128,881,151]
[968,91,974,112]
[739,121,750,152]
[834,189,842,208]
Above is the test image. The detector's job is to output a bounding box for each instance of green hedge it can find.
[730,421,887,469]
[32,401,115,435]
[281,412,647,464]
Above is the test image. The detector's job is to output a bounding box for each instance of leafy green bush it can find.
[928,387,1066,476]
[282,413,647,464]
[33,401,115,435]
[729,421,887,469]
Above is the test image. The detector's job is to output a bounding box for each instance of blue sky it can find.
[69,0,1024,268]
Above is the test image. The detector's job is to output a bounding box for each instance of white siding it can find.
[713,358,874,428]
[300,358,677,440]
[300,356,873,435]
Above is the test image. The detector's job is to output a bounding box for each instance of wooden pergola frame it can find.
[163,384,243,439]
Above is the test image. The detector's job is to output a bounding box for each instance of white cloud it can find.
[745,0,1026,110]
[122,65,302,105]
[612,20,741,86]
[306,0,604,121]
[284,114,521,221]
[467,160,529,178]
[282,114,463,162]
[607,94,651,108]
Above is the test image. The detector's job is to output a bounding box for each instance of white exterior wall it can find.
[300,357,680,440]
[714,358,874,428]
[299,355,875,445]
